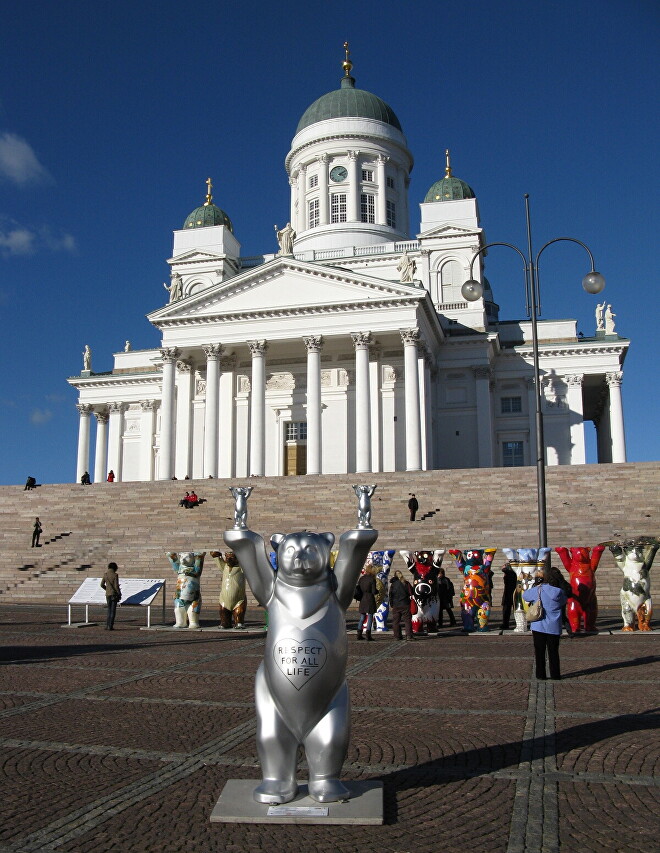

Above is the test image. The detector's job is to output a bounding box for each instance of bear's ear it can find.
[270,534,286,551]
[320,532,335,549]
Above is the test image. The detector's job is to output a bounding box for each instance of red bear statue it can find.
[555,545,605,633]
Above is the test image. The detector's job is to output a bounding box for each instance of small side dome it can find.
[296,43,402,133]
[424,150,475,202]
[183,178,233,232]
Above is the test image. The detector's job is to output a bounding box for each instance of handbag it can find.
[525,585,544,623]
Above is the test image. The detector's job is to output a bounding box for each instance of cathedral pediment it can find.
[148,257,427,324]
[418,223,480,240]
[167,249,227,264]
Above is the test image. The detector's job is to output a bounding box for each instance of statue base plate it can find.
[210,779,383,825]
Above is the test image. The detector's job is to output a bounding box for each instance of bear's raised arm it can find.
[333,527,379,610]
[223,528,275,607]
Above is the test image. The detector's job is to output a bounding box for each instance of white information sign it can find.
[66,578,166,627]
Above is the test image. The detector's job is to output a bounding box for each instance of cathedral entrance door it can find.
[285,442,307,475]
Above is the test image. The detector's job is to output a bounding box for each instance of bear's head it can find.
[270,531,335,587]
[178,551,196,568]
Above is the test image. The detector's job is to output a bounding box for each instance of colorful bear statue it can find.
[449,548,496,632]
[211,550,247,629]
[167,551,205,628]
[502,548,551,633]
[603,537,659,631]
[369,549,396,631]
[555,546,605,633]
[399,549,444,634]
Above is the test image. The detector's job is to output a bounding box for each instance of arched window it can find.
[440,260,464,303]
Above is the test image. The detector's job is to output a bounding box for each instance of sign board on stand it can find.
[65,578,166,627]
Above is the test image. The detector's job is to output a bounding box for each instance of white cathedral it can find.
[69,49,628,483]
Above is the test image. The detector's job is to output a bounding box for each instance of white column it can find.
[158,347,179,480]
[203,344,223,478]
[369,346,381,473]
[526,377,537,465]
[140,400,156,481]
[93,411,109,483]
[248,340,268,476]
[401,329,422,471]
[219,354,236,478]
[107,402,125,481]
[606,371,627,462]
[304,336,323,475]
[75,403,92,482]
[318,155,329,226]
[174,360,193,479]
[376,154,389,225]
[419,349,433,471]
[352,332,372,473]
[289,174,297,234]
[566,374,586,464]
[296,166,307,235]
[473,366,494,467]
[347,150,359,221]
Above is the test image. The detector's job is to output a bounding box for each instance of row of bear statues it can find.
[165,536,658,634]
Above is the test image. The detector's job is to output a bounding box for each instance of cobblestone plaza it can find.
[0,606,657,852]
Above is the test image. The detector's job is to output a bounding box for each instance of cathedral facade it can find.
[68,51,628,483]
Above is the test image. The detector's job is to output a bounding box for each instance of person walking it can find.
[356,565,377,641]
[522,565,567,680]
[437,567,457,627]
[408,493,419,521]
[100,562,122,630]
[31,517,42,548]
[389,570,415,640]
[500,561,517,630]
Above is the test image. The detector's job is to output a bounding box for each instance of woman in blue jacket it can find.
[523,566,567,680]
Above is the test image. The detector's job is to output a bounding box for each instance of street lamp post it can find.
[461,194,605,548]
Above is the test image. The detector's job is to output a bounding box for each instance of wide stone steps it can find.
[2,462,658,609]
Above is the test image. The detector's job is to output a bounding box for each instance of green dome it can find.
[297,75,402,133]
[424,150,475,202]
[183,203,233,232]
[424,175,475,203]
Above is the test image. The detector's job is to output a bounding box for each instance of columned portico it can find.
[93,412,109,483]
[203,344,223,478]
[401,328,422,471]
[352,332,372,473]
[304,335,323,475]
[473,366,494,467]
[606,372,626,463]
[76,403,92,482]
[158,347,179,480]
[248,340,268,476]
[107,402,125,481]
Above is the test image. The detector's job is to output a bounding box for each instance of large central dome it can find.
[296,75,402,133]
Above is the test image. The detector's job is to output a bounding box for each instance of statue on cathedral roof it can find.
[274,222,296,256]
[82,345,92,372]
[397,251,416,283]
[164,272,183,303]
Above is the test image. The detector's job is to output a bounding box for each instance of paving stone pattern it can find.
[0,606,658,853]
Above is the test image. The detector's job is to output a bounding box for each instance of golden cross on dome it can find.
[342,41,353,77]
[204,177,213,206]
[445,149,453,178]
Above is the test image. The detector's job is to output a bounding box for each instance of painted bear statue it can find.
[211,550,247,629]
[224,521,378,804]
[449,548,496,632]
[167,551,205,628]
[603,537,659,631]
[555,546,605,633]
[399,549,444,634]
[502,548,551,633]
[369,549,396,631]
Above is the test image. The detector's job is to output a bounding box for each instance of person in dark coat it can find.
[500,561,518,629]
[100,562,122,630]
[408,493,419,521]
[31,517,42,548]
[389,570,415,640]
[357,565,377,641]
[437,567,456,627]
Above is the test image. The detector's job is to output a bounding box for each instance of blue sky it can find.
[1,0,657,485]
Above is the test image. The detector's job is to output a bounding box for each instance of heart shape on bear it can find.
[272,638,327,690]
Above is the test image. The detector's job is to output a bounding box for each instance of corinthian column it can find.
[352,332,372,473]
[566,374,585,464]
[304,335,323,474]
[159,347,179,480]
[75,403,92,482]
[401,329,422,471]
[606,371,627,463]
[473,366,494,468]
[93,411,109,483]
[203,344,223,477]
[248,340,268,476]
[376,154,389,225]
[107,402,125,481]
